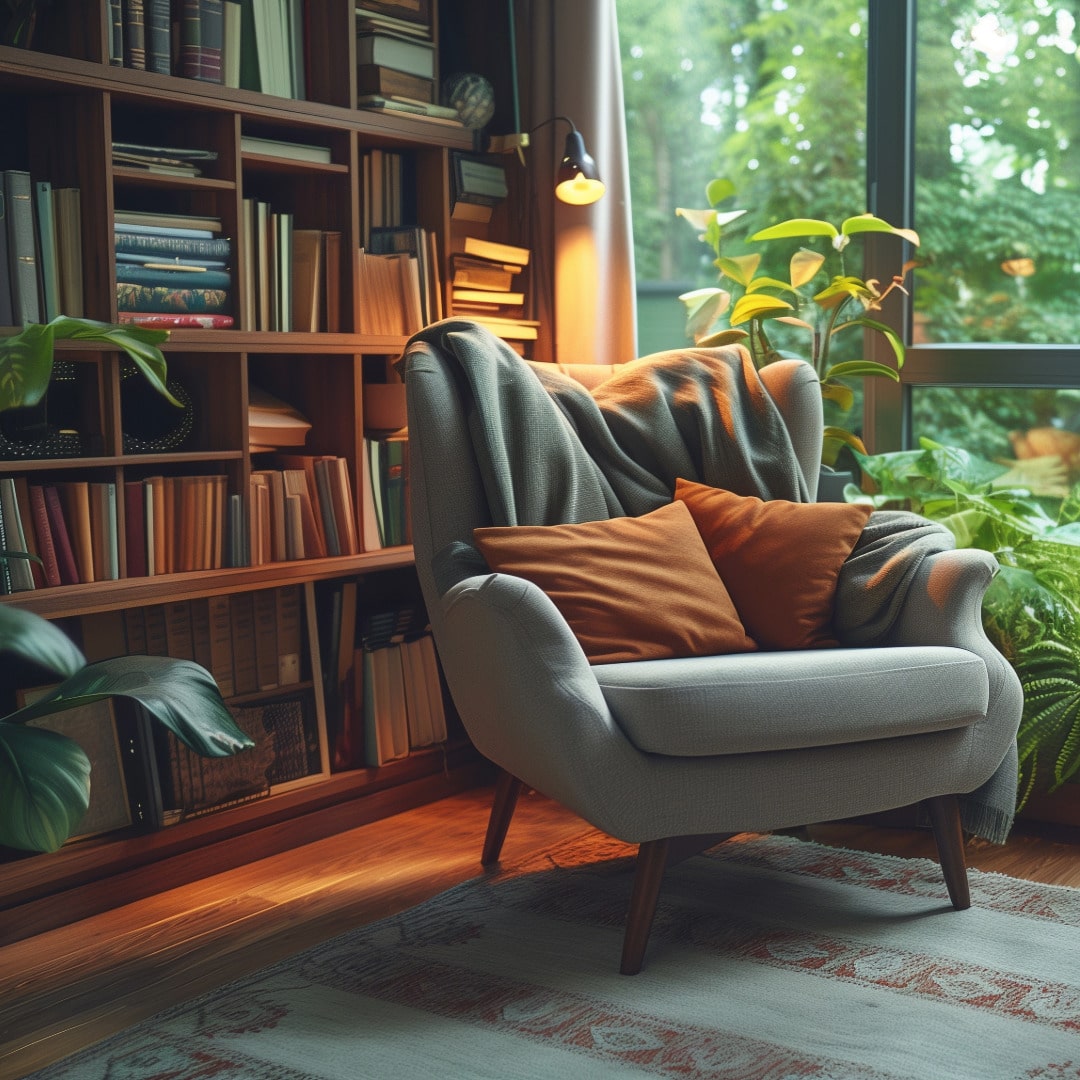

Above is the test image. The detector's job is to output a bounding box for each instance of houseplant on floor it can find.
[848,437,1080,812]
[676,178,919,465]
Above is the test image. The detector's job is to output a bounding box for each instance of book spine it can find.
[42,485,80,585]
[115,264,232,289]
[114,231,232,258]
[116,283,230,313]
[197,0,224,83]
[177,0,200,78]
[124,480,148,577]
[117,312,235,328]
[28,485,61,587]
[5,170,40,325]
[145,0,171,74]
[0,477,35,592]
[122,0,147,69]
[34,180,59,322]
[0,178,13,326]
[109,0,124,64]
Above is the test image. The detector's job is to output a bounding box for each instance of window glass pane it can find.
[911,385,1080,478]
[914,3,1080,345]
[617,1,868,433]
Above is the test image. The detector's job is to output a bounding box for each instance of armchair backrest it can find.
[401,336,823,642]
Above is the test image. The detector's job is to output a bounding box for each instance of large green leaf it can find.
[705,177,737,206]
[840,215,920,247]
[8,655,253,757]
[750,217,838,242]
[833,316,905,368]
[716,253,761,287]
[0,603,85,679]
[0,722,91,852]
[729,293,792,325]
[0,317,176,414]
[697,329,750,349]
[821,360,900,382]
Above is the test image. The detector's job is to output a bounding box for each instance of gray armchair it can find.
[399,320,1023,975]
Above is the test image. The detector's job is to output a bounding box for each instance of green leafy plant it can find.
[0,315,178,413]
[676,178,919,456]
[0,604,253,852]
[850,437,1080,808]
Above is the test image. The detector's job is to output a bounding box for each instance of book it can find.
[291,228,322,332]
[460,235,530,266]
[164,600,196,661]
[12,477,44,588]
[282,467,326,558]
[109,0,124,64]
[115,264,231,290]
[275,584,303,685]
[114,230,231,258]
[5,170,40,325]
[452,288,525,307]
[124,480,148,577]
[41,483,78,583]
[205,593,236,697]
[122,0,147,69]
[452,152,508,207]
[0,477,34,592]
[324,455,359,556]
[146,0,171,73]
[355,95,462,124]
[28,485,62,587]
[356,63,433,103]
[117,312,235,328]
[198,0,224,82]
[222,0,241,86]
[115,209,222,233]
[450,254,522,292]
[359,437,382,553]
[253,588,280,690]
[59,481,94,584]
[248,386,312,451]
[117,283,229,313]
[416,632,447,741]
[322,230,342,332]
[34,180,59,322]
[355,30,435,78]
[89,481,119,581]
[53,187,84,317]
[240,135,332,164]
[229,590,259,694]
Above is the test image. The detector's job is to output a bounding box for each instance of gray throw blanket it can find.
[402,319,1016,841]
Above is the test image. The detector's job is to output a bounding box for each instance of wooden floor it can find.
[2,784,1080,1079]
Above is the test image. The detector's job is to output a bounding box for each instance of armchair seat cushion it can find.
[593,646,989,756]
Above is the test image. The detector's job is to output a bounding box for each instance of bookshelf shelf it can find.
[0,0,523,940]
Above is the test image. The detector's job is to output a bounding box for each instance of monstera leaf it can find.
[0,605,252,853]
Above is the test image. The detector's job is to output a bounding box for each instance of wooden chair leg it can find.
[620,838,669,976]
[481,770,523,866]
[925,794,971,910]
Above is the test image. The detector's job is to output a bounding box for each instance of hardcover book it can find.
[116,283,230,313]
[4,170,40,325]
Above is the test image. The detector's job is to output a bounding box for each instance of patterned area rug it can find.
[27,833,1080,1080]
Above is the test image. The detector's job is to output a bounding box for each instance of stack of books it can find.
[450,236,537,350]
[355,2,460,125]
[0,169,83,325]
[450,153,508,224]
[114,210,234,328]
[112,140,218,178]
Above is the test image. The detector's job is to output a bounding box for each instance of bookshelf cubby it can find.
[0,0,516,941]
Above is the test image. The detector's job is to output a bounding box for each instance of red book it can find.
[41,484,80,585]
[124,480,148,577]
[28,484,61,587]
[116,313,235,328]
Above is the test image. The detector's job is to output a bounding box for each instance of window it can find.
[618,0,1080,464]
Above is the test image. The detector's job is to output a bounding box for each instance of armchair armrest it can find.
[434,572,645,814]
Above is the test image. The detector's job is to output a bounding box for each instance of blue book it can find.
[115,264,231,290]
[114,231,231,259]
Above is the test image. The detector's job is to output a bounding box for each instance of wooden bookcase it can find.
[0,0,516,943]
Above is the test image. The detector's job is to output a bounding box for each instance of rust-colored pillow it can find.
[675,477,872,650]
[473,500,756,664]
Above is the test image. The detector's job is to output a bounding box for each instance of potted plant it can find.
[849,438,1080,812]
[0,604,253,853]
[0,316,252,854]
[676,178,919,464]
[0,314,178,414]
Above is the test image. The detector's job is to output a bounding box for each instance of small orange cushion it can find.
[473,500,756,664]
[675,477,872,649]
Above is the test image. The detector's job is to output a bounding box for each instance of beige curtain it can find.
[515,0,637,364]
